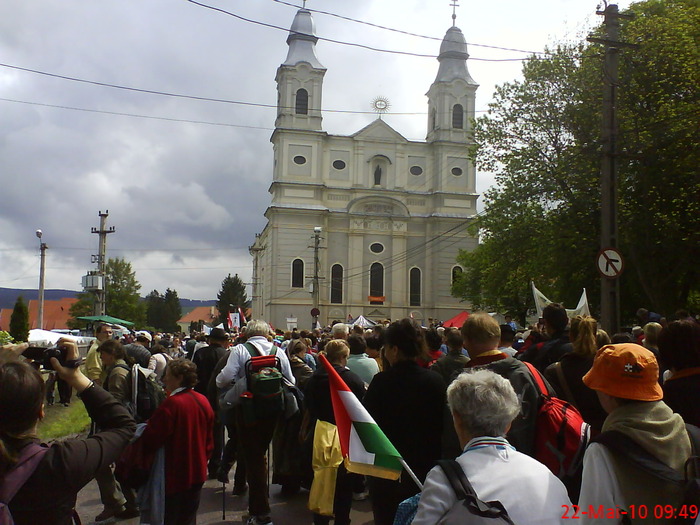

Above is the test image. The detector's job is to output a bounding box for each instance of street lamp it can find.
[36,230,47,330]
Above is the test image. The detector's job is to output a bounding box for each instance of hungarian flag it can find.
[318,354,403,480]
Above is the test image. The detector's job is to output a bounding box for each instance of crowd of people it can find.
[0,304,699,525]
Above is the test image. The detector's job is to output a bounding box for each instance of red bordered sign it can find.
[597,248,624,279]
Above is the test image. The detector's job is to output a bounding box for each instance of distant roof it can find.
[179,306,220,323]
[0,297,78,332]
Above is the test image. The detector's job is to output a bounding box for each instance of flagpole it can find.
[399,458,423,491]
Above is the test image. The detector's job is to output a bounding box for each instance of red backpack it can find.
[523,362,590,493]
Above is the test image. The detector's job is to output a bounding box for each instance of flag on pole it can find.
[318,353,403,480]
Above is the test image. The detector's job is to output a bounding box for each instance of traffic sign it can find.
[597,248,624,279]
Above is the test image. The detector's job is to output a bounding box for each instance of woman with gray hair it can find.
[412,369,571,524]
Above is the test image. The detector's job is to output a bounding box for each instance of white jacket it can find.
[413,436,571,525]
[215,336,295,389]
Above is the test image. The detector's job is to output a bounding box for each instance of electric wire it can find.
[0,63,490,116]
[186,0,531,62]
[270,0,551,56]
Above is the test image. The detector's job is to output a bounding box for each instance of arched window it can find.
[291,258,304,288]
[330,264,343,304]
[295,89,309,115]
[452,104,464,129]
[452,265,463,285]
[431,107,437,130]
[409,268,421,306]
[369,263,384,304]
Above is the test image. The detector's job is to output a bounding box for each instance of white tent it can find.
[28,329,93,347]
[349,315,377,328]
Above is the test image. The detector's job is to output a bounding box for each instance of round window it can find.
[293,155,306,165]
[370,243,384,254]
[451,167,463,176]
[409,165,423,176]
[332,160,346,170]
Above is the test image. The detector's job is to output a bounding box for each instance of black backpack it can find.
[114,364,166,423]
[593,424,700,524]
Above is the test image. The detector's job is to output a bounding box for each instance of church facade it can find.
[249,9,479,329]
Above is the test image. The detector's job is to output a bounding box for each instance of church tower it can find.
[275,9,326,130]
[251,8,480,330]
[426,23,478,143]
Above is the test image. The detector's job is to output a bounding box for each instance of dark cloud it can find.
[0,0,605,299]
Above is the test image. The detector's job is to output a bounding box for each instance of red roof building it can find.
[0,297,79,331]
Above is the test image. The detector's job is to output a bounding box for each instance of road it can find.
[76,474,375,525]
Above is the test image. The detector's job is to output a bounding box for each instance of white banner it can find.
[532,281,590,319]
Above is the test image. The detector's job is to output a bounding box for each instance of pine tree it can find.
[162,288,182,332]
[216,274,250,326]
[9,296,30,343]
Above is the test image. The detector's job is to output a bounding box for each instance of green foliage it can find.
[216,274,250,326]
[0,330,13,345]
[145,288,182,332]
[67,291,96,330]
[9,296,29,342]
[105,257,146,327]
[457,0,699,319]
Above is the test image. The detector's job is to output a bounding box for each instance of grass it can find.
[38,400,91,441]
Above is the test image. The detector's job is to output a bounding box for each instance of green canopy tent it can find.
[76,315,135,327]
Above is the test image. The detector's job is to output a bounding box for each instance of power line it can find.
[0,97,273,130]
[270,0,550,56]
[0,63,490,116]
[186,0,531,62]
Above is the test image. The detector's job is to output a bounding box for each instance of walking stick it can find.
[221,419,227,520]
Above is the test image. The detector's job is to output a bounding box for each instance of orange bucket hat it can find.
[583,343,662,401]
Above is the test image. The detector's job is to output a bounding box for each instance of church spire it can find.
[425,12,478,142]
[275,8,326,130]
[283,8,324,69]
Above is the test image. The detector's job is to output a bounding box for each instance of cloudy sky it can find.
[0,0,630,301]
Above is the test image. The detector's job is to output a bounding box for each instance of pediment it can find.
[351,119,408,143]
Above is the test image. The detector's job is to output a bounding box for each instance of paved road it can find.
[76,475,375,525]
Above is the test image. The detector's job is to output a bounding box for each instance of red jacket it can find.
[141,388,214,494]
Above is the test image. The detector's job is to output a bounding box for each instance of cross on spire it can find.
[450,0,459,26]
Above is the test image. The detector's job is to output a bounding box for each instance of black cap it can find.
[209,328,229,340]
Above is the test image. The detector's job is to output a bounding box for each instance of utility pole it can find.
[588,3,635,334]
[36,229,47,330]
[312,226,322,328]
[249,237,263,316]
[90,211,115,316]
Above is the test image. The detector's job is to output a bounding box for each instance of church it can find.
[249,7,479,330]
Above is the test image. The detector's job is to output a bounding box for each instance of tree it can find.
[216,274,250,326]
[162,288,182,332]
[105,257,146,326]
[456,0,699,321]
[67,291,96,330]
[145,290,165,330]
[146,289,183,332]
[9,296,29,343]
